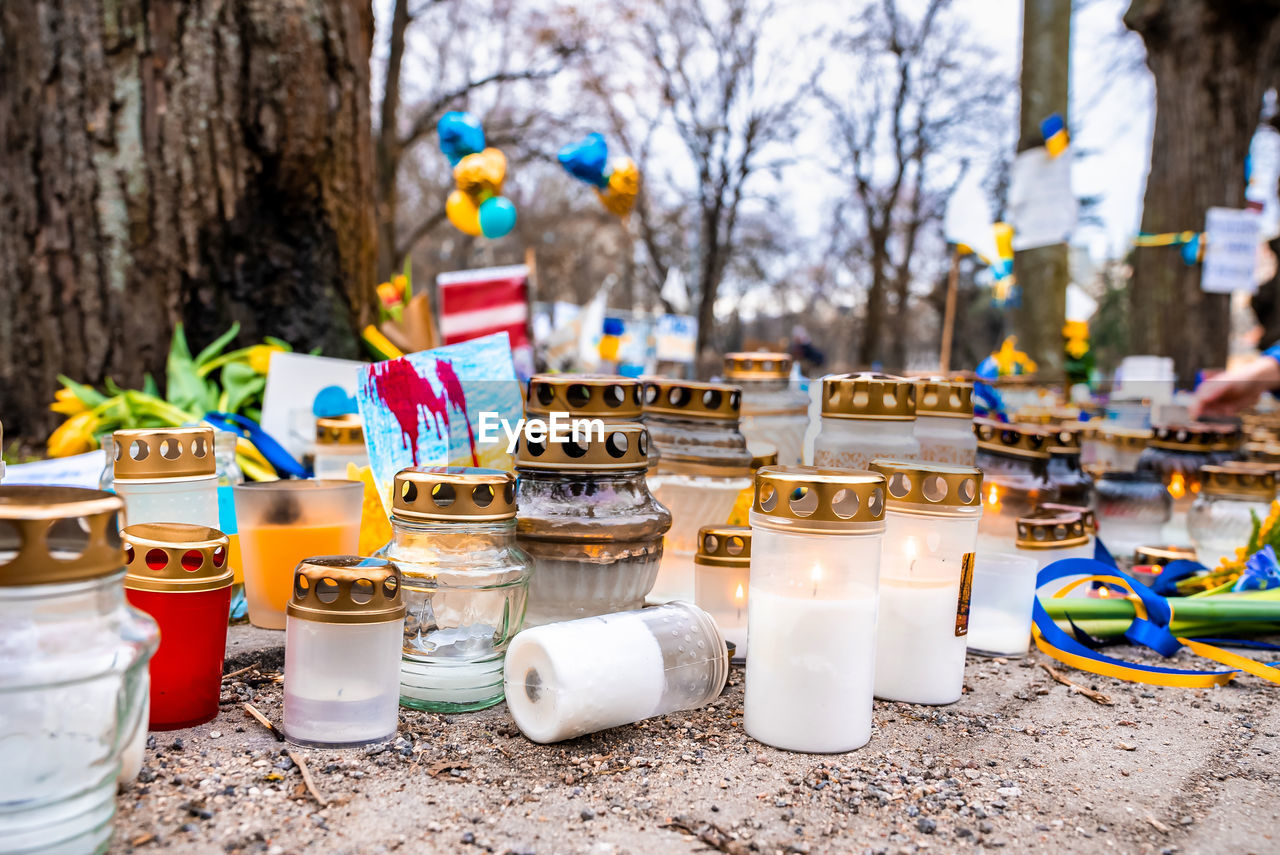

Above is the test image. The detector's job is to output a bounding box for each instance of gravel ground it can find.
[109,626,1280,855]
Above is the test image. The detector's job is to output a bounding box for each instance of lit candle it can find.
[744,466,886,753]
[693,525,752,658]
[870,460,982,706]
[973,421,1055,557]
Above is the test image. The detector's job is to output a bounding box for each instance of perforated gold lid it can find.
[1199,464,1276,500]
[723,352,792,380]
[753,466,886,531]
[1037,503,1097,535]
[1015,512,1088,549]
[392,466,516,522]
[915,378,974,419]
[869,459,982,511]
[122,523,232,593]
[974,420,1052,459]
[1243,441,1280,462]
[525,374,643,418]
[1098,425,1152,451]
[316,414,364,446]
[1148,425,1215,452]
[695,525,752,567]
[820,373,916,421]
[113,426,216,481]
[643,379,742,420]
[287,556,405,625]
[1133,544,1197,566]
[1047,427,1082,454]
[1011,407,1058,426]
[514,422,650,472]
[0,486,125,587]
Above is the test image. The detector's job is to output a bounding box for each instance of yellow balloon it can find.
[454,147,507,197]
[446,190,483,236]
[993,221,1015,262]
[595,157,641,217]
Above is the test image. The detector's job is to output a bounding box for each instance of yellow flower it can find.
[46,411,99,457]
[49,387,88,415]
[391,274,408,293]
[246,343,285,375]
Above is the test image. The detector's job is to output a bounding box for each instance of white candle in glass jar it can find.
[693,525,752,658]
[966,552,1040,657]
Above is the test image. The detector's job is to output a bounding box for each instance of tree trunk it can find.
[859,238,889,368]
[1125,0,1280,385]
[0,0,376,441]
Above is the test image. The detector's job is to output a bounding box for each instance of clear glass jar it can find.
[112,427,219,527]
[973,421,1057,556]
[745,467,886,753]
[693,525,751,659]
[870,460,982,706]
[723,352,809,466]
[1093,471,1173,558]
[1094,425,1151,473]
[966,552,1040,658]
[0,486,158,854]
[283,557,405,748]
[1137,426,1215,541]
[813,373,920,468]
[643,380,752,603]
[1046,428,1093,507]
[313,414,367,480]
[1015,512,1093,598]
[913,379,976,465]
[1188,466,1276,568]
[517,423,671,626]
[213,430,245,587]
[502,602,728,743]
[375,467,532,712]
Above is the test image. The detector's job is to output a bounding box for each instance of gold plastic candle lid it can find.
[1098,425,1152,451]
[749,442,779,470]
[287,556,405,625]
[753,465,885,531]
[820,373,917,420]
[1148,425,1214,452]
[514,422,650,472]
[869,459,982,511]
[1133,544,1197,566]
[0,486,125,587]
[914,378,974,419]
[974,420,1052,459]
[113,426,216,481]
[642,379,742,421]
[1243,441,1280,462]
[1199,464,1276,500]
[393,466,516,522]
[316,414,364,446]
[1047,427,1082,455]
[695,525,752,567]
[1011,407,1058,425]
[122,523,233,593]
[1037,503,1097,535]
[1015,512,1088,549]
[723,352,792,380]
[525,374,643,419]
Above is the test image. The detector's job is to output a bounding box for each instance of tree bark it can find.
[1126,0,1280,385]
[0,0,376,441]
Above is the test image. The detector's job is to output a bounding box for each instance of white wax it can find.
[966,552,1038,657]
[967,605,1032,656]
[874,578,967,705]
[648,548,697,604]
[503,613,665,743]
[744,588,878,753]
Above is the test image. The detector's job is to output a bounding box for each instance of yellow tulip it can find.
[247,344,285,375]
[49,387,88,415]
[391,274,408,293]
[46,411,98,457]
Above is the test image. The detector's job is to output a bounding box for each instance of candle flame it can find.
[810,564,822,585]
[735,583,745,602]
[1168,472,1186,500]
[904,536,918,561]
[985,483,1002,513]
[1098,586,1112,598]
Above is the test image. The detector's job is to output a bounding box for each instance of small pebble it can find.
[581,809,596,821]
[916,817,937,834]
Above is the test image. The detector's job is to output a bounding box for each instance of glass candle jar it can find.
[966,552,1040,658]
[1046,428,1093,507]
[1093,471,1173,558]
[913,378,976,465]
[1188,465,1277,567]
[375,466,532,712]
[726,443,779,526]
[870,460,982,706]
[283,557,405,748]
[1137,425,1214,540]
[122,523,232,730]
[502,602,728,744]
[113,426,219,527]
[0,486,158,854]
[213,430,245,587]
[1094,425,1152,474]
[723,352,809,465]
[1207,426,1243,465]
[745,466,887,753]
[974,421,1057,556]
[313,414,368,480]
[643,379,752,603]
[1133,544,1197,567]
[525,373,644,421]
[693,525,751,659]
[516,423,671,626]
[1015,512,1092,598]
[813,373,920,468]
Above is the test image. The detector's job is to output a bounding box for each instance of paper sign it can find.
[260,352,365,461]
[355,333,523,507]
[1007,146,1077,251]
[944,171,1000,264]
[1201,207,1261,294]
[3,450,105,488]
[655,314,698,363]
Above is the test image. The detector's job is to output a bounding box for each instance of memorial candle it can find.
[693,525,752,658]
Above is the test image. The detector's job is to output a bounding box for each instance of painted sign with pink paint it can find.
[356,332,523,504]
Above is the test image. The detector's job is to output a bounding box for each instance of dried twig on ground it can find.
[661,816,749,854]
[243,702,285,741]
[287,749,328,807]
[1040,663,1114,705]
[222,662,260,682]
[1147,815,1171,833]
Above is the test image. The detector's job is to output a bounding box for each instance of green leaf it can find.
[56,375,107,408]
[195,323,241,368]
[167,323,219,414]
[402,256,413,300]
[142,373,160,399]
[103,376,127,397]
[263,336,294,352]
[221,362,267,415]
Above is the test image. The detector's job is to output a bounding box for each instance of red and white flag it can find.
[436,264,530,348]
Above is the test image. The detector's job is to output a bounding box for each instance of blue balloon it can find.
[313,385,357,418]
[478,196,517,239]
[557,132,610,188]
[438,111,486,166]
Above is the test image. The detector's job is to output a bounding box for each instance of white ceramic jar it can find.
[812,374,919,468]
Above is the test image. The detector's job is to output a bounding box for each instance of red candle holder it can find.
[123,523,232,730]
